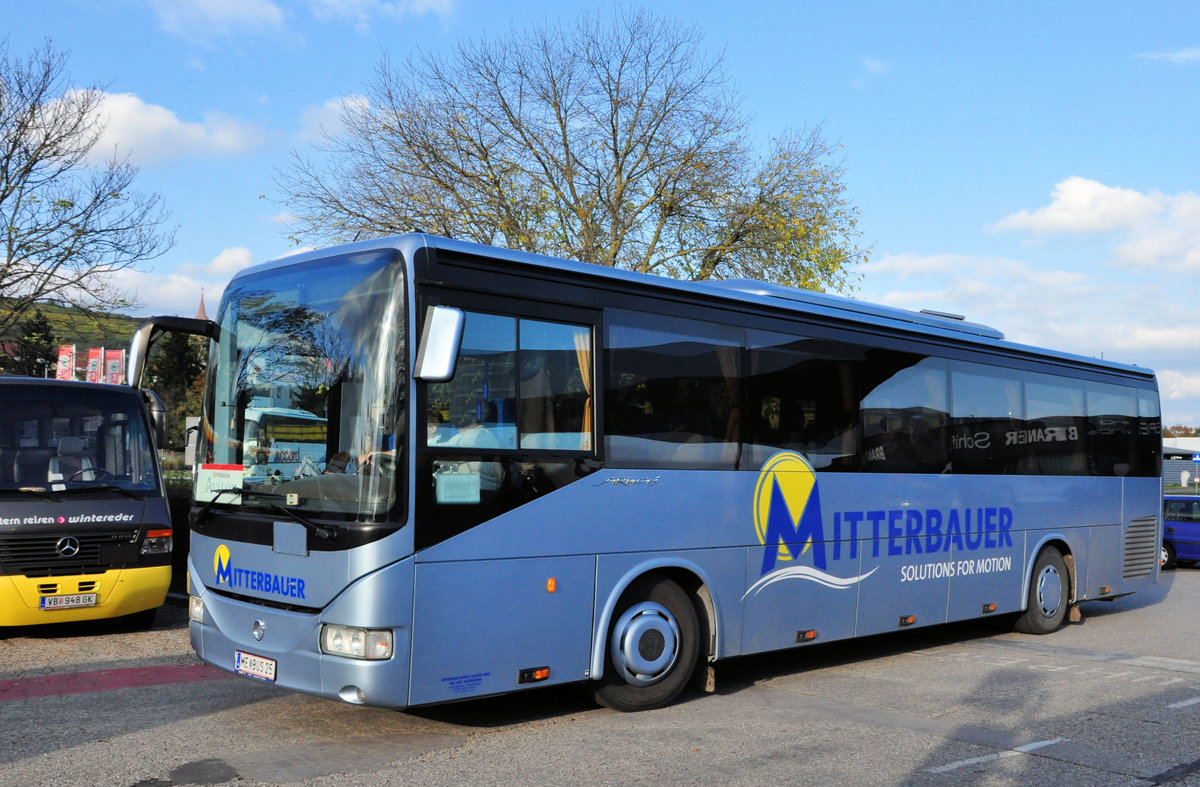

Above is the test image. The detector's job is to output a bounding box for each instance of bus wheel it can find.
[594,577,698,712]
[1162,542,1178,570]
[1015,547,1069,635]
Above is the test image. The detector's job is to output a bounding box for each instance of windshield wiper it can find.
[269,503,337,541]
[192,487,245,529]
[0,487,63,503]
[60,484,140,499]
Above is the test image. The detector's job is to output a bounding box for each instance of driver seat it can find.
[49,436,94,482]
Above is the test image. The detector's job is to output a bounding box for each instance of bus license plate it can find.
[40,593,97,610]
[234,650,277,683]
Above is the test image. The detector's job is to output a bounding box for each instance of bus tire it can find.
[594,577,698,712]
[1015,547,1069,635]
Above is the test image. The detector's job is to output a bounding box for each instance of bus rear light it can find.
[141,529,173,555]
[898,615,916,627]
[795,629,818,643]
[1099,586,1111,595]
[321,625,394,660]
[981,603,997,614]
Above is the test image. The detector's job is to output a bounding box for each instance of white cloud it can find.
[1112,191,1200,271]
[1159,370,1200,402]
[150,0,454,44]
[851,56,891,89]
[309,0,455,32]
[149,0,286,42]
[178,247,258,278]
[115,268,225,318]
[297,95,366,142]
[990,176,1161,234]
[116,247,264,316]
[865,252,965,278]
[85,92,267,166]
[862,57,889,75]
[1135,48,1200,65]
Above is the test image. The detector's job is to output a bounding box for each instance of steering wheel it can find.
[67,467,114,482]
[360,453,396,477]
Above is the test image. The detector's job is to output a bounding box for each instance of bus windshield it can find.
[197,248,406,519]
[0,383,159,495]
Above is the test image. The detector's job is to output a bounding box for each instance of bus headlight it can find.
[320,624,393,660]
[188,595,204,623]
[141,529,173,555]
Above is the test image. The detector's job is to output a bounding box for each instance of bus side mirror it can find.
[142,389,169,448]
[127,316,218,390]
[414,306,464,382]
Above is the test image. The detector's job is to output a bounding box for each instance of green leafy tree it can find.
[280,10,864,292]
[0,39,174,338]
[0,308,58,376]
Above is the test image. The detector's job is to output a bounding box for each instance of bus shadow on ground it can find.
[414,570,1180,729]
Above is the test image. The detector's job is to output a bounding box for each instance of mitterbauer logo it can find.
[214,544,232,583]
[211,543,307,599]
[743,451,875,599]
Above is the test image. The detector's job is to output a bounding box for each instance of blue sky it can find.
[9,1,1200,425]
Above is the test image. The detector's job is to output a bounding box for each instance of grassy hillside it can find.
[0,300,145,350]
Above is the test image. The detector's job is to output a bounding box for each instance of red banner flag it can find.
[55,345,76,380]
[104,349,124,385]
[85,348,104,383]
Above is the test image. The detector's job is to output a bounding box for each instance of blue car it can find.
[1162,496,1200,569]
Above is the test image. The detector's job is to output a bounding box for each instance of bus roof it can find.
[0,376,137,394]
[240,233,1156,383]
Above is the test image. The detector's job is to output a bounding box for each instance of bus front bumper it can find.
[188,561,413,708]
[0,565,170,626]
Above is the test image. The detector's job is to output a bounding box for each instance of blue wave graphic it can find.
[742,565,878,600]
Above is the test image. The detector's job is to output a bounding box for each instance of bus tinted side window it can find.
[1087,382,1138,476]
[950,363,1024,474]
[745,331,860,471]
[860,353,949,473]
[605,310,741,470]
[1135,390,1162,477]
[1023,374,1086,475]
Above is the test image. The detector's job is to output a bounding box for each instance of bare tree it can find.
[0,39,174,338]
[280,10,864,292]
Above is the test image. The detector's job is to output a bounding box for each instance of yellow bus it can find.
[0,377,172,628]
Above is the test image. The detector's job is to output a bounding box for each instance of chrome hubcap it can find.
[609,601,680,686]
[1035,565,1063,617]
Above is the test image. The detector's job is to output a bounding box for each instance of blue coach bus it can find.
[136,234,1161,711]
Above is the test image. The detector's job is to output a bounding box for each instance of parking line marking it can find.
[0,664,231,702]
[928,738,1064,774]
[1169,696,1200,710]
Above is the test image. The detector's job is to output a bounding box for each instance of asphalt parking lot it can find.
[3,569,1200,785]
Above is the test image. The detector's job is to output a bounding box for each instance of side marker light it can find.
[518,666,551,684]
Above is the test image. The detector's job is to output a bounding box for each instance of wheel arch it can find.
[1022,535,1077,611]
[590,559,719,682]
